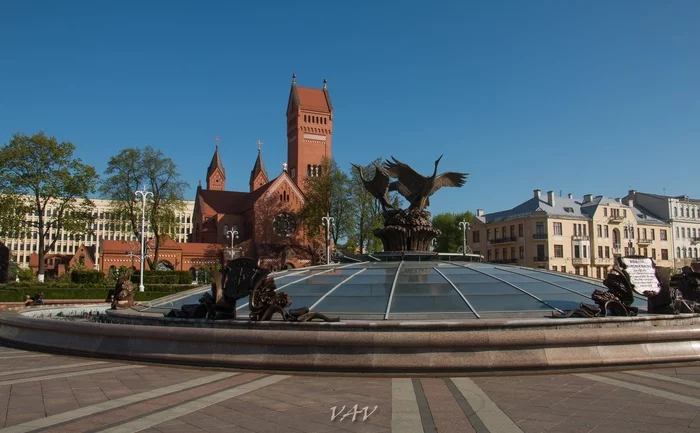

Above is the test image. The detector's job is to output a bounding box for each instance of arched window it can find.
[682,247,687,258]
[623,227,628,239]
[324,117,327,124]
[303,115,307,122]
[677,247,681,258]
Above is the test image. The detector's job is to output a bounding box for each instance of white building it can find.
[2,197,195,268]
[623,190,700,266]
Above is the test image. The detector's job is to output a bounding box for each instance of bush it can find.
[17,268,35,282]
[71,270,106,285]
[0,284,197,302]
[130,270,193,285]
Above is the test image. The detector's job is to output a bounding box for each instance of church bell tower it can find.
[285,74,333,192]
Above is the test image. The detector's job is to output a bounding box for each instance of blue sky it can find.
[1,1,699,216]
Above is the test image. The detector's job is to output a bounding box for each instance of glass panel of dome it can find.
[313,283,391,314]
[467,294,549,312]
[389,291,471,313]
[509,282,589,295]
[495,273,556,284]
[539,293,593,310]
[455,282,524,296]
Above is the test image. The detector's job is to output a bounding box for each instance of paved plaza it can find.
[1,345,700,432]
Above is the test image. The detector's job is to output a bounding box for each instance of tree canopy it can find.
[0,132,97,281]
[432,211,475,253]
[100,146,188,270]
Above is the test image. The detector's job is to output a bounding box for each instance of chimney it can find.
[533,189,541,199]
[628,198,634,208]
[583,194,592,203]
[568,193,573,199]
[477,209,484,217]
[547,191,555,207]
[628,189,636,198]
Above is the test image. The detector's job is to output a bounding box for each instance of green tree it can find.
[0,132,97,282]
[100,146,188,270]
[297,157,353,246]
[432,211,475,253]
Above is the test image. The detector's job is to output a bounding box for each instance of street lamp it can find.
[226,227,239,248]
[624,222,634,256]
[458,221,470,255]
[135,186,153,292]
[321,214,334,265]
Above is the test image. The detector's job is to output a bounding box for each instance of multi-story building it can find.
[469,189,673,279]
[623,190,700,267]
[2,197,195,268]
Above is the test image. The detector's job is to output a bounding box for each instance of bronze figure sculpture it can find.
[382,155,468,211]
[351,155,468,252]
[351,162,393,211]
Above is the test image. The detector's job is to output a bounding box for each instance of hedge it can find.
[130,270,193,285]
[71,270,106,285]
[0,285,199,303]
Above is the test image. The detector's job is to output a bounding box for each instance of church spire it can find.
[206,137,226,191]
[250,139,269,192]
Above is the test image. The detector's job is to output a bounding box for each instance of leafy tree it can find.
[100,146,188,270]
[297,157,353,247]
[432,211,475,253]
[0,132,97,282]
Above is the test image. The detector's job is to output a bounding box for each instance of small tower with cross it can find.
[206,136,226,191]
[249,139,269,192]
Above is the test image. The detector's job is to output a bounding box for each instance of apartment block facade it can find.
[2,197,195,268]
[469,190,673,279]
[623,190,700,267]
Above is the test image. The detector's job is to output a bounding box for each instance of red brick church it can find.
[190,74,333,269]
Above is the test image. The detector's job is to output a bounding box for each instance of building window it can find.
[598,246,603,258]
[651,229,655,240]
[536,222,545,235]
[552,266,558,271]
[518,224,523,237]
[554,245,563,258]
[519,246,524,259]
[511,247,515,259]
[487,250,492,261]
[597,225,602,237]
[561,265,567,273]
[677,247,681,258]
[682,228,686,238]
[604,208,608,217]
[574,245,580,259]
[472,231,480,243]
[596,267,602,279]
[604,225,609,238]
[662,249,669,260]
[502,247,507,259]
[495,250,500,260]
[661,229,667,241]
[651,248,656,259]
[553,222,562,236]
[674,207,678,217]
[486,229,491,241]
[676,227,680,238]
[510,226,515,238]
[583,267,588,277]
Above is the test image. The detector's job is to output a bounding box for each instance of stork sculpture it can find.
[351,162,393,211]
[382,155,468,211]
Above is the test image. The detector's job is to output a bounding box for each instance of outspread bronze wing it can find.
[382,156,426,197]
[430,172,468,195]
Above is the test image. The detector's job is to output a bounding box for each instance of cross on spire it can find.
[257,139,263,152]
[214,136,220,149]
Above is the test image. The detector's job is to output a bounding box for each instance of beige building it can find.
[469,190,673,279]
[2,197,195,268]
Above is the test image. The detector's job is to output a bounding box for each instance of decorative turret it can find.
[250,140,268,192]
[206,137,226,191]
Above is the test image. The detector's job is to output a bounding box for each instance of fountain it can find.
[2,156,700,375]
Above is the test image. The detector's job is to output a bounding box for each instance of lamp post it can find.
[226,228,239,248]
[458,221,470,255]
[321,214,334,265]
[624,222,634,256]
[135,186,153,292]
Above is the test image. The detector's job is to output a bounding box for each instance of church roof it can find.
[249,150,268,184]
[196,181,276,216]
[286,75,333,114]
[207,145,225,178]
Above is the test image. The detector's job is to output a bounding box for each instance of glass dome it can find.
[145,259,648,320]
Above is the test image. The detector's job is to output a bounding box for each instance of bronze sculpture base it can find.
[374,208,440,252]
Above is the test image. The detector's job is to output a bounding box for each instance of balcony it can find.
[572,257,591,265]
[533,233,548,240]
[571,235,590,241]
[637,238,653,246]
[533,256,549,262]
[608,215,625,224]
[491,236,517,245]
[492,258,518,264]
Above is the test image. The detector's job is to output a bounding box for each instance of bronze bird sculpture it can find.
[351,162,393,211]
[382,155,468,211]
